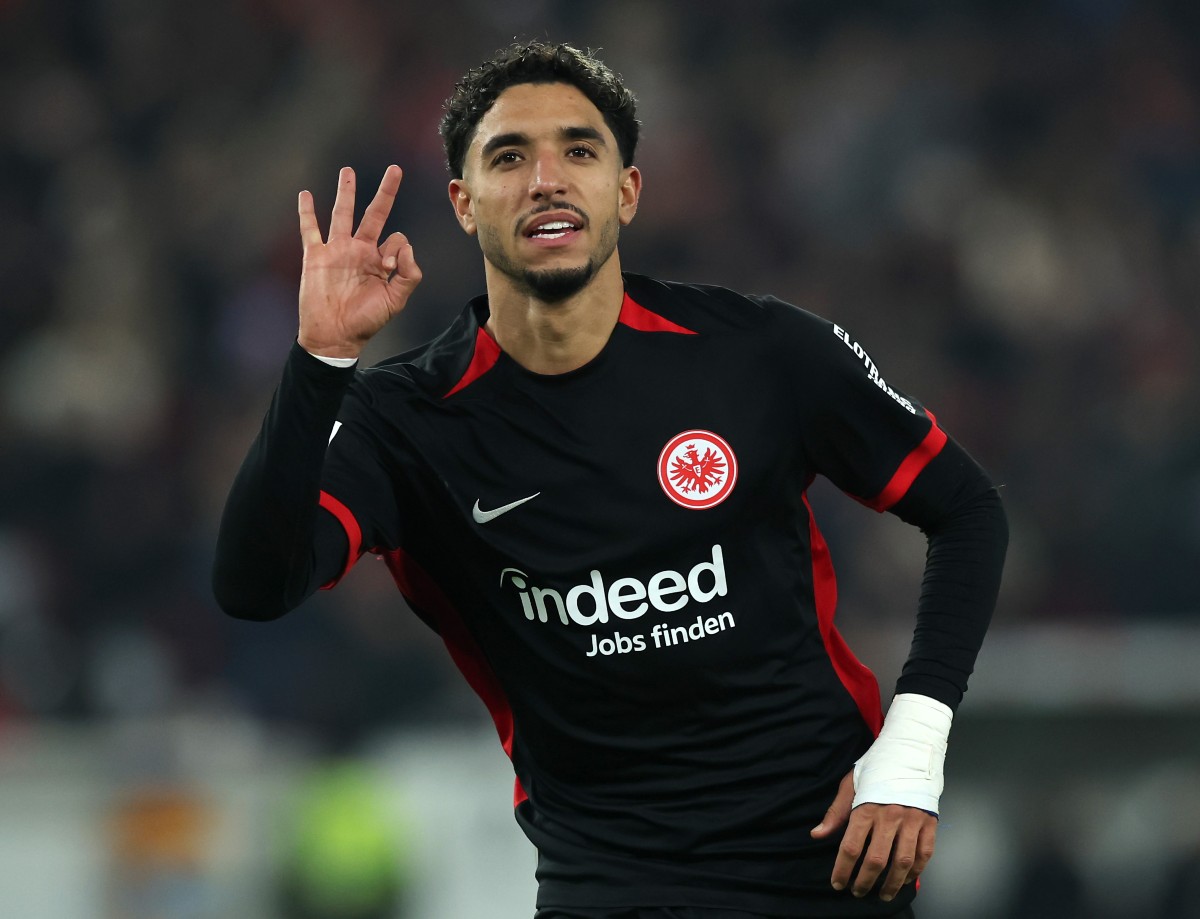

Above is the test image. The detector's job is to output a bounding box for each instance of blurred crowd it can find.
[1,0,1198,740]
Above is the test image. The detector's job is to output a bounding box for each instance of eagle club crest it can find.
[657,430,738,509]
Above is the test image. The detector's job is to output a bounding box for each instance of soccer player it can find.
[213,41,1008,919]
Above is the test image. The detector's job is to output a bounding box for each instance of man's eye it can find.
[568,146,595,158]
[492,151,521,166]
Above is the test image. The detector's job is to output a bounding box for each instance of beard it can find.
[519,263,596,303]
[479,212,620,304]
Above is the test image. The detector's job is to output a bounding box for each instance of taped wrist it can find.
[852,693,952,816]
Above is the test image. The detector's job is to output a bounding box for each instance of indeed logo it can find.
[499,545,728,626]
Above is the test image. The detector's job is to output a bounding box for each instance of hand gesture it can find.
[297,165,422,359]
[810,770,938,902]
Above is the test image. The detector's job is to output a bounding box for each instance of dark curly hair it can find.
[440,41,640,179]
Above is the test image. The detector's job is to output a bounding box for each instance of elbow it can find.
[988,484,1010,555]
[210,564,291,622]
[212,587,288,622]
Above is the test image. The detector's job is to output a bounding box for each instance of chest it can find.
[408,359,798,570]
[373,343,823,696]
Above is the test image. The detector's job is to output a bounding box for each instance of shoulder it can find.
[623,272,840,348]
[350,298,487,403]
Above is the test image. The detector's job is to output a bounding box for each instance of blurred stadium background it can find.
[2,0,1200,916]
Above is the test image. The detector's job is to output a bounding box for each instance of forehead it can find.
[469,81,613,153]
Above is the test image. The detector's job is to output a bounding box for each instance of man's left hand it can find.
[810,770,938,901]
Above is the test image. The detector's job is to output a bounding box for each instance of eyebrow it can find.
[479,125,609,162]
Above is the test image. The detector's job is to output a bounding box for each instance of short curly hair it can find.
[440,41,640,179]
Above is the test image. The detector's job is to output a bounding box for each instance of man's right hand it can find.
[297,165,423,360]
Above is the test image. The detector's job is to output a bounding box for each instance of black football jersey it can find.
[310,274,965,915]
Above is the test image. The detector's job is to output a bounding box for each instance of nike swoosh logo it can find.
[472,492,540,524]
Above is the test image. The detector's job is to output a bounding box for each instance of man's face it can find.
[449,81,641,303]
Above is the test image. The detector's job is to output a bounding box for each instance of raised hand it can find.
[297,165,423,359]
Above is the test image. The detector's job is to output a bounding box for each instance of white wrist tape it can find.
[852,693,952,816]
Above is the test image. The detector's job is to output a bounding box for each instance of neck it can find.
[483,256,625,375]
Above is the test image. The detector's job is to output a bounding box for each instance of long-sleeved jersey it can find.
[213,273,1007,917]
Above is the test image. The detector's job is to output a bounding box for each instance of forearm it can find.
[890,442,1009,709]
[212,343,354,620]
[849,446,1006,816]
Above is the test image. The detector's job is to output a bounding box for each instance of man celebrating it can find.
[214,41,1007,919]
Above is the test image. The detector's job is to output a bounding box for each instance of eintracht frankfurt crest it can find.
[658,430,738,509]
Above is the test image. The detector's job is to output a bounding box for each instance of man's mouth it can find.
[524,212,585,239]
[529,220,576,239]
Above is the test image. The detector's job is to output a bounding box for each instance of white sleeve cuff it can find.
[304,347,358,368]
[851,693,953,815]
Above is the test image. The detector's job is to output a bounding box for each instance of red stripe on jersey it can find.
[382,548,528,808]
[318,490,362,588]
[804,493,884,736]
[444,326,502,398]
[618,292,697,334]
[864,411,948,512]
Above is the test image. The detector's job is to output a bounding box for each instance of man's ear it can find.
[448,178,477,236]
[618,166,642,226]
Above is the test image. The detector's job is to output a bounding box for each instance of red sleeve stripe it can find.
[618,292,697,334]
[382,548,528,808]
[444,326,503,398]
[863,411,948,512]
[318,490,362,588]
[804,493,884,735]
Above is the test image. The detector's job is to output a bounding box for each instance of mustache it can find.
[516,202,589,235]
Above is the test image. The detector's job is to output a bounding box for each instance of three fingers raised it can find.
[297,165,404,248]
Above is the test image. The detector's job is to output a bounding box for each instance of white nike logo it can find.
[472,492,540,524]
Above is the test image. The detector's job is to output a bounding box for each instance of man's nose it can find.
[529,152,568,199]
